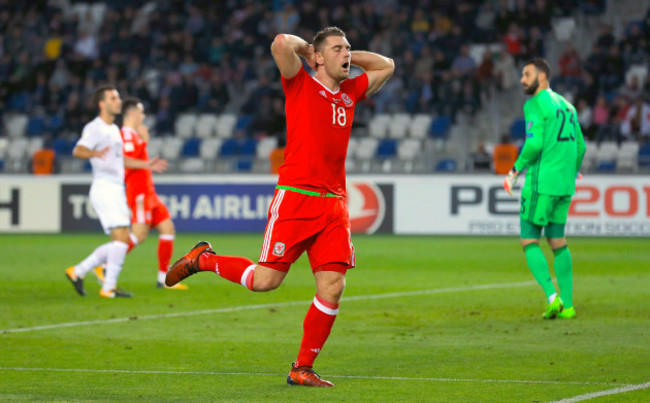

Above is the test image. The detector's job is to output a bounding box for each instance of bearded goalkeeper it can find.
[504,58,586,319]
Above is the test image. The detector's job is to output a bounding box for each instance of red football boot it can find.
[287,364,334,387]
[165,241,214,286]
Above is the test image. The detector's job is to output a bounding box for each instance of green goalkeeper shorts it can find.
[520,188,571,239]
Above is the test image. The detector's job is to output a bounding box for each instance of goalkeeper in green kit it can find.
[504,58,586,319]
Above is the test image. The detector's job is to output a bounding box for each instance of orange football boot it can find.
[165,241,214,286]
[287,364,334,387]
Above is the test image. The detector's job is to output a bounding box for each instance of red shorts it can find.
[127,191,171,227]
[259,188,355,273]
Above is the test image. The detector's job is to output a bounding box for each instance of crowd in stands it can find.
[2,0,649,174]
[1,0,582,140]
[555,16,650,145]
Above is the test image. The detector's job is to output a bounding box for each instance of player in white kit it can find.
[65,85,164,298]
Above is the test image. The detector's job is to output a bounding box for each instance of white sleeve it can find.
[76,124,98,150]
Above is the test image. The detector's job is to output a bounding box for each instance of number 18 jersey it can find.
[515,89,587,196]
[279,66,368,197]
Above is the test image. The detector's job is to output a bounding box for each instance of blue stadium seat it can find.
[377,139,397,157]
[220,138,239,156]
[46,115,64,134]
[510,118,526,141]
[240,138,258,156]
[83,160,92,172]
[596,161,616,172]
[236,159,253,172]
[430,116,451,139]
[52,138,74,156]
[435,158,457,172]
[26,117,45,136]
[182,138,202,156]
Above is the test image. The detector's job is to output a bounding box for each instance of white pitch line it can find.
[549,381,650,402]
[1,280,536,334]
[0,367,628,387]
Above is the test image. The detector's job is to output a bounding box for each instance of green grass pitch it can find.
[1,233,649,402]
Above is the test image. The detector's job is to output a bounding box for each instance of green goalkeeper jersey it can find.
[514,88,587,196]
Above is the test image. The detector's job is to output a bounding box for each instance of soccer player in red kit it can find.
[95,97,186,289]
[166,27,394,387]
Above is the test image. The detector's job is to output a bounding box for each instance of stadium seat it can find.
[216,114,237,138]
[6,138,29,172]
[435,158,457,172]
[388,113,411,139]
[179,157,205,173]
[255,137,278,160]
[397,139,421,160]
[174,113,198,138]
[5,114,28,138]
[552,17,576,41]
[27,137,44,157]
[409,114,433,139]
[431,116,451,139]
[161,137,183,160]
[200,138,222,160]
[52,138,74,156]
[0,138,8,161]
[368,114,390,138]
[147,137,164,157]
[355,137,379,160]
[377,139,397,158]
[45,115,63,135]
[617,141,639,172]
[182,138,202,157]
[638,142,650,168]
[7,92,29,112]
[595,142,618,172]
[582,141,597,172]
[195,113,219,138]
[220,138,239,156]
[510,118,526,141]
[236,159,253,172]
[240,138,258,156]
[26,117,45,137]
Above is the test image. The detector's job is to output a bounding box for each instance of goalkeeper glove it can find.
[504,167,520,196]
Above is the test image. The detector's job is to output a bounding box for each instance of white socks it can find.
[74,242,112,278]
[102,241,129,291]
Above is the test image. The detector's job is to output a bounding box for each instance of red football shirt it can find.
[279,66,368,196]
[121,126,155,197]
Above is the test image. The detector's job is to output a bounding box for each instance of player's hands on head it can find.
[504,167,520,196]
[95,146,110,160]
[305,44,317,70]
[149,156,168,173]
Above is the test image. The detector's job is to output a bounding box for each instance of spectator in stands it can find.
[621,97,650,141]
[493,134,518,175]
[591,96,609,140]
[31,139,57,175]
[451,45,476,78]
[597,96,627,145]
[576,99,595,140]
[619,75,643,101]
[269,136,285,175]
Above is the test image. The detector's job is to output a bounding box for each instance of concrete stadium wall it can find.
[1,175,648,236]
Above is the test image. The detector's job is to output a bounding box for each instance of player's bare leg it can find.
[288,268,345,387]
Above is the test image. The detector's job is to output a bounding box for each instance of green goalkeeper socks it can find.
[523,243,556,300]
[553,245,573,309]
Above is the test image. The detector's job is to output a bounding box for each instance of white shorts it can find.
[90,181,130,234]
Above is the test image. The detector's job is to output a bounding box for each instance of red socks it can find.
[198,253,256,290]
[295,295,339,368]
[158,235,174,272]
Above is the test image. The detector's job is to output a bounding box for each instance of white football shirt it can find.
[76,116,124,184]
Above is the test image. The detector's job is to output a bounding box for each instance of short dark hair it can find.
[122,96,142,115]
[525,58,551,79]
[313,26,346,52]
[92,84,117,109]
